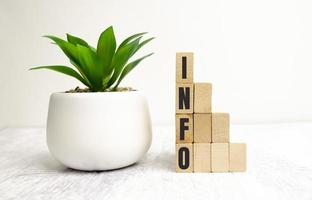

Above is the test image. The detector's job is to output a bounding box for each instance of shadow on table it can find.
[144,151,175,172]
[37,151,176,173]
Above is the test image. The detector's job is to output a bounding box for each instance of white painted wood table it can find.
[0,123,312,200]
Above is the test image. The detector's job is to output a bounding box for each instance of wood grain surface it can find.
[1,124,312,200]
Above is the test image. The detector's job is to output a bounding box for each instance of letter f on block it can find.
[179,118,189,140]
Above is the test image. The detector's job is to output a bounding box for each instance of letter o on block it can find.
[178,147,190,169]
[176,143,193,172]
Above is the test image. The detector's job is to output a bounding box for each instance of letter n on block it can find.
[176,143,193,172]
[176,83,193,113]
[176,114,193,143]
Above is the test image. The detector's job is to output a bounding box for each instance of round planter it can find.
[46,91,152,171]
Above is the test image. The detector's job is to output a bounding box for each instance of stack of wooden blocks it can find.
[175,52,247,173]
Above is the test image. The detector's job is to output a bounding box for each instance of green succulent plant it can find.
[30,26,154,92]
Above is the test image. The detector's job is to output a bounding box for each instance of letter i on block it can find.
[176,52,193,83]
[176,143,193,172]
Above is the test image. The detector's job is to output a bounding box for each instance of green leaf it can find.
[133,37,155,55]
[70,60,92,87]
[102,70,114,88]
[77,45,105,91]
[97,26,116,74]
[29,65,90,87]
[114,53,154,89]
[44,35,80,64]
[106,37,142,87]
[117,32,147,51]
[44,35,94,85]
[66,34,89,47]
[35,29,154,92]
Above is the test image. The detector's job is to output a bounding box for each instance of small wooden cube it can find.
[176,143,193,173]
[194,113,211,143]
[194,143,211,172]
[212,113,229,143]
[230,143,247,172]
[176,114,193,143]
[176,52,193,83]
[194,83,212,113]
[211,143,229,172]
[176,83,194,113]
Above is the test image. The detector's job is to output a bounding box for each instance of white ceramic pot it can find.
[46,91,152,171]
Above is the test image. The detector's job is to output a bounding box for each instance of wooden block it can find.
[211,143,229,172]
[194,83,212,113]
[176,114,193,143]
[212,113,229,143]
[194,143,211,172]
[176,83,193,113]
[230,143,247,172]
[176,143,193,173]
[194,113,211,143]
[176,52,193,83]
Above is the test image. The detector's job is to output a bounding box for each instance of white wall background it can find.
[1,0,312,128]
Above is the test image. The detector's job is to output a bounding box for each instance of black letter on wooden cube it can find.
[179,118,189,140]
[182,56,187,79]
[178,147,190,169]
[178,87,190,109]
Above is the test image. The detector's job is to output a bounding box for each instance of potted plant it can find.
[31,26,154,171]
